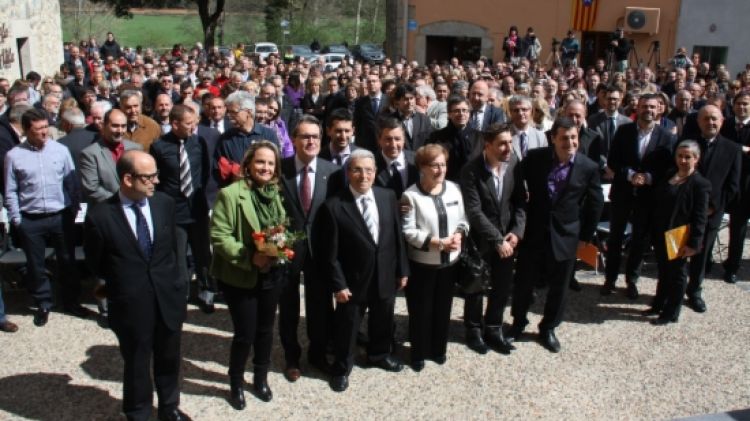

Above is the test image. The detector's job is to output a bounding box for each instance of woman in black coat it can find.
[646,139,711,325]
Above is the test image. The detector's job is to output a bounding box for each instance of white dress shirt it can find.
[119,191,154,241]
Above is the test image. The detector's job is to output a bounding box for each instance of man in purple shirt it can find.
[4,108,86,326]
[507,117,603,353]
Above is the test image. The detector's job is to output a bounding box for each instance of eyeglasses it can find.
[296,134,320,141]
[130,171,159,183]
[450,108,470,114]
[427,162,447,169]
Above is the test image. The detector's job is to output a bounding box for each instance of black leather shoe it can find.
[64,304,90,319]
[569,277,582,292]
[504,324,526,343]
[368,356,403,372]
[158,408,192,421]
[484,329,515,355]
[330,375,348,392]
[539,329,561,353]
[198,300,215,314]
[724,272,738,284]
[33,308,50,327]
[229,382,246,410]
[431,354,446,365]
[253,378,273,402]
[641,306,661,316]
[600,281,616,296]
[687,296,707,313]
[410,360,425,372]
[466,329,490,354]
[650,317,677,326]
[625,282,639,300]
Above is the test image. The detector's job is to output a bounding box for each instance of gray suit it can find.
[512,126,548,161]
[79,138,142,205]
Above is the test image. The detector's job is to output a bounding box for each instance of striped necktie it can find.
[179,140,193,197]
[360,196,378,243]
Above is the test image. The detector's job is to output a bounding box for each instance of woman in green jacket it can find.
[210,140,286,409]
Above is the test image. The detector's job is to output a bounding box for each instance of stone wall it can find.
[0,0,64,81]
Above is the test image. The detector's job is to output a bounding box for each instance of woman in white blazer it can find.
[401,144,469,372]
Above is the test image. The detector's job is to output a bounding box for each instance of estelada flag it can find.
[571,0,599,32]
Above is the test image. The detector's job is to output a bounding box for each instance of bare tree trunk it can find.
[370,0,380,38]
[385,0,398,58]
[355,0,362,45]
[197,0,226,49]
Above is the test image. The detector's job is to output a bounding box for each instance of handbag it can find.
[458,235,491,295]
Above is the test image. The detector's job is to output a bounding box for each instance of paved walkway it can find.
[0,244,748,420]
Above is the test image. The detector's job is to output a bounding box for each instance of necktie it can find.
[334,154,342,166]
[470,111,480,130]
[179,140,193,197]
[390,161,404,197]
[131,203,153,259]
[299,165,312,214]
[608,117,616,139]
[519,132,528,158]
[360,196,378,243]
[372,96,379,113]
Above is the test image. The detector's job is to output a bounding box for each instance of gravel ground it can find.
[0,238,748,421]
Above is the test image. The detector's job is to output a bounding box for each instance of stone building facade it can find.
[0,0,63,81]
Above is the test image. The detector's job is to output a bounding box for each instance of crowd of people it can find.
[0,27,748,421]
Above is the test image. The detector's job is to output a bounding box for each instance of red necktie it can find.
[300,166,312,214]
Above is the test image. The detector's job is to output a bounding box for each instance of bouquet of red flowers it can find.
[251,224,306,265]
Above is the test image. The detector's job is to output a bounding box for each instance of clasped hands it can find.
[496,233,519,259]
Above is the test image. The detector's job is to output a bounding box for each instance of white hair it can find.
[61,107,86,127]
[225,91,255,112]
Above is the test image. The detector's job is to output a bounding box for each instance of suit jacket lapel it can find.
[238,185,261,233]
[310,159,329,215]
[112,196,147,262]
[341,190,375,245]
[282,159,302,214]
[97,141,117,177]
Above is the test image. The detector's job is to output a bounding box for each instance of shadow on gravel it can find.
[0,373,121,421]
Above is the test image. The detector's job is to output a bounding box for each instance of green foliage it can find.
[61,11,384,50]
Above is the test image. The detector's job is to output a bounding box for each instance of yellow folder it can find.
[665,225,690,261]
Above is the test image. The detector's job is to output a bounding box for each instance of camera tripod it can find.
[647,41,661,69]
[545,46,562,69]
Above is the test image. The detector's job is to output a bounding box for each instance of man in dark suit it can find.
[507,117,603,353]
[314,148,409,392]
[388,83,433,150]
[278,115,341,382]
[603,94,675,299]
[149,105,213,314]
[685,105,741,312]
[428,95,481,182]
[319,108,359,167]
[562,100,602,165]
[468,80,506,131]
[587,86,630,179]
[181,100,222,208]
[84,150,191,421]
[197,96,232,135]
[354,72,388,153]
[665,90,693,138]
[374,117,419,199]
[722,92,750,284]
[58,107,96,168]
[460,123,526,355]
